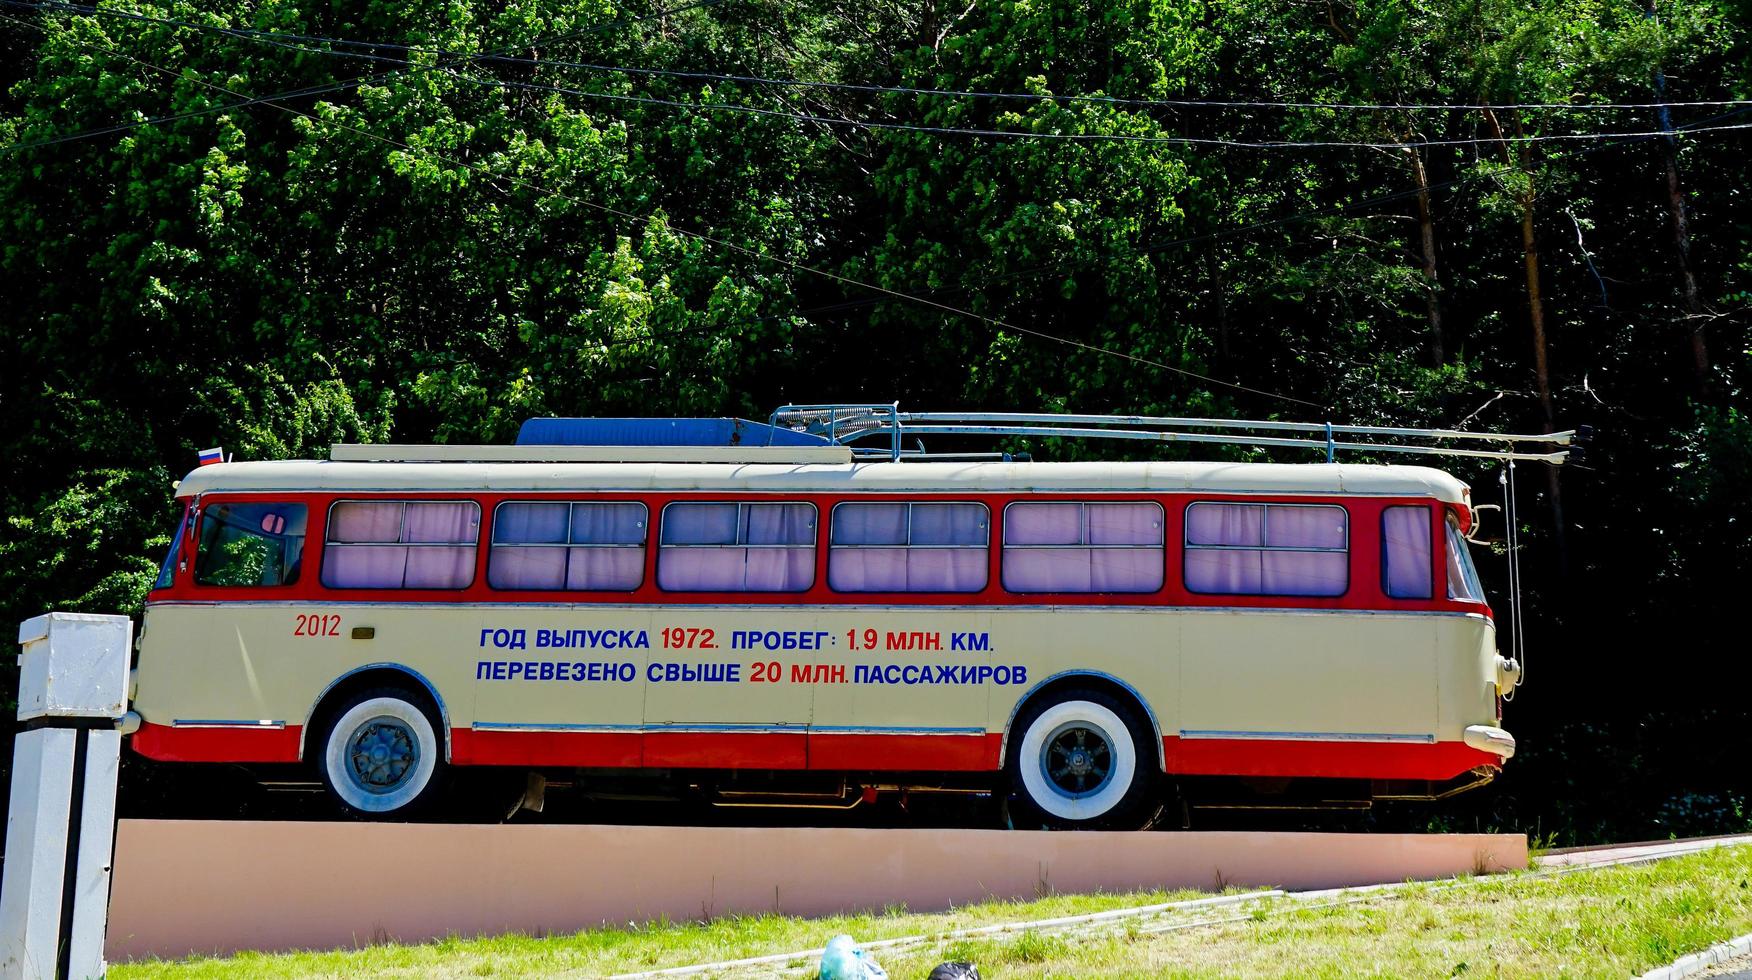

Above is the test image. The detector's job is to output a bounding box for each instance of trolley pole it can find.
[0,613,132,980]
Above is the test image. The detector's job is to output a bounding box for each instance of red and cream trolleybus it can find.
[128,406,1574,827]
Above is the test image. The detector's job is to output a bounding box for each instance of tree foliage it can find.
[2,0,1748,842]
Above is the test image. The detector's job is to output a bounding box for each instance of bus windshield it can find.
[1444,514,1485,602]
[194,502,308,587]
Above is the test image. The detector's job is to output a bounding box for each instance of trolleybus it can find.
[128,406,1566,827]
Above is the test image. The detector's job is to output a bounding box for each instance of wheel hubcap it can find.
[1041,722,1115,799]
[346,717,419,795]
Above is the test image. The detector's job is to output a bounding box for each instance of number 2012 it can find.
[294,614,341,637]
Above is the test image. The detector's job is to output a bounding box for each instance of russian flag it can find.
[197,447,224,466]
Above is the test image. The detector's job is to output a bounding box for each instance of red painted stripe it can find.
[642,731,808,769]
[450,729,639,768]
[131,723,1501,784]
[807,733,1001,771]
[1162,736,1498,781]
[149,488,1487,618]
[132,722,302,763]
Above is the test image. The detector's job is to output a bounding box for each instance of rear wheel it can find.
[1006,689,1160,830]
[316,687,445,819]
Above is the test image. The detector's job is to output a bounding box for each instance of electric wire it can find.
[0,0,734,154]
[8,1,1752,152]
[9,0,1752,114]
[0,13,1325,410]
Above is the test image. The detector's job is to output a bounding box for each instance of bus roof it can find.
[176,459,1472,505]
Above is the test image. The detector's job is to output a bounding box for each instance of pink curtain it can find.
[567,547,644,591]
[1186,502,1263,547]
[658,503,815,592]
[1004,503,1082,545]
[832,503,907,544]
[322,546,409,589]
[1382,506,1434,599]
[1264,505,1346,549]
[572,503,647,544]
[828,548,986,592]
[1184,550,1263,594]
[1261,551,1347,596]
[1092,549,1164,592]
[1003,502,1163,593]
[745,504,816,545]
[662,504,739,545]
[403,502,479,543]
[1184,502,1348,597]
[328,501,402,543]
[828,548,908,591]
[745,547,815,590]
[494,503,568,543]
[1003,548,1093,593]
[828,503,987,592]
[657,548,747,591]
[910,504,987,545]
[403,546,475,589]
[488,547,567,590]
[1087,503,1163,545]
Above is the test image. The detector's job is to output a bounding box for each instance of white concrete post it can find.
[0,613,131,980]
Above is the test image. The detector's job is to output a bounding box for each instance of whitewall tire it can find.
[1007,689,1160,829]
[318,689,444,818]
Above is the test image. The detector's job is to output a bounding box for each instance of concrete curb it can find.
[1636,931,1752,980]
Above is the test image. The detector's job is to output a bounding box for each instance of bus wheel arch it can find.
[303,665,451,765]
[1002,672,1165,773]
[1002,676,1166,830]
[309,674,449,819]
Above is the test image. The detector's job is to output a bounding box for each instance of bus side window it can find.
[1002,501,1164,594]
[194,502,309,587]
[1184,502,1348,597]
[657,502,816,592]
[322,500,481,590]
[1381,505,1434,599]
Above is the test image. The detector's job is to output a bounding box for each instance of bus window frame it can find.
[486,499,650,593]
[1378,502,1436,602]
[998,499,1167,596]
[321,498,483,591]
[146,489,1481,615]
[1181,500,1352,599]
[188,497,311,590]
[827,499,992,595]
[654,500,821,594]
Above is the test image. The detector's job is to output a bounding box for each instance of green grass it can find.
[115,845,1752,979]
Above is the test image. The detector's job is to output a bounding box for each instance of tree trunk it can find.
[1410,145,1444,363]
[1647,0,1710,390]
[1486,107,1568,572]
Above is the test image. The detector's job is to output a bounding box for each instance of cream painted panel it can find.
[469,607,649,730]
[1178,611,1436,737]
[134,604,482,728]
[979,608,1178,738]
[1434,614,1499,741]
[639,608,814,727]
[809,609,993,732]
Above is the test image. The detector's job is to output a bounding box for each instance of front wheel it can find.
[317,688,446,819]
[1006,689,1160,830]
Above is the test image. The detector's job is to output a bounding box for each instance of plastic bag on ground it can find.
[927,964,981,980]
[818,934,889,980]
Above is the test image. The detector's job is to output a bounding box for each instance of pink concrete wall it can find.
[106,820,1525,961]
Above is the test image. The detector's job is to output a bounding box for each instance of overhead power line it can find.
[9,1,1751,153]
[10,0,1752,114]
[0,0,733,154]
[0,11,1327,411]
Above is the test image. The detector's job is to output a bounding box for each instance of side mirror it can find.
[1467,504,1502,545]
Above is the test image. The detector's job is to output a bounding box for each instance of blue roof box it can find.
[517,417,830,448]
